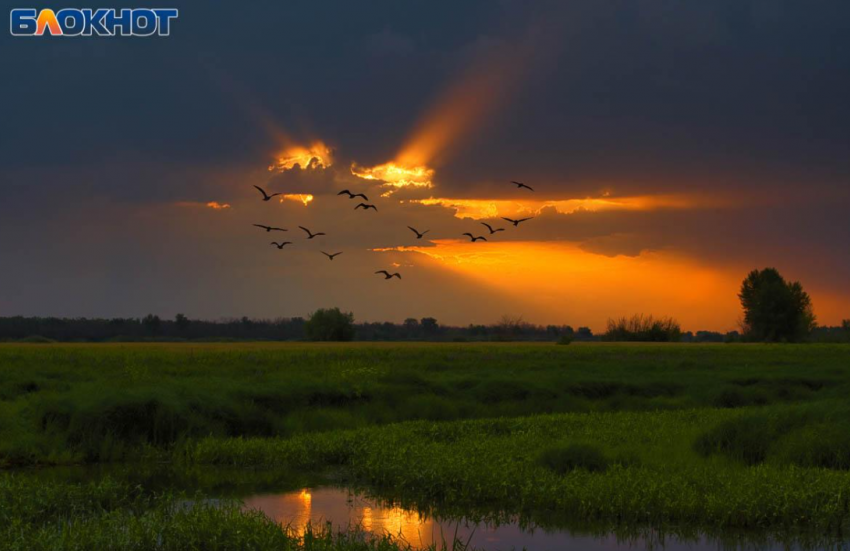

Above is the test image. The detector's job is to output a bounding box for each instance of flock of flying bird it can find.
[250,179,535,281]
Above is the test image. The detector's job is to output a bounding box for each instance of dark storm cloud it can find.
[4,1,849,193]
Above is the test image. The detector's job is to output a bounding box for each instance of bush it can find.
[304,308,355,342]
[538,443,608,473]
[556,334,573,345]
[774,423,850,470]
[712,389,751,408]
[603,314,682,342]
[693,414,775,465]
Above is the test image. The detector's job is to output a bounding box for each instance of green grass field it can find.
[2,342,850,549]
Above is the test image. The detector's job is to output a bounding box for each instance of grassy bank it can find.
[1,342,848,466]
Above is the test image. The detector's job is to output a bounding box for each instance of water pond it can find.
[26,466,843,551]
[241,485,829,551]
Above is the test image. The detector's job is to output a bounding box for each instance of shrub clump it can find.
[538,443,609,473]
[304,308,355,341]
[774,423,850,470]
[693,414,776,465]
[603,314,681,342]
[556,334,573,345]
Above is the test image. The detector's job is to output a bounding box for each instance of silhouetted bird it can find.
[511,181,534,191]
[253,224,287,232]
[462,233,488,242]
[321,251,343,260]
[253,185,282,201]
[408,226,429,239]
[355,203,378,211]
[375,270,401,279]
[337,190,369,200]
[299,226,326,239]
[271,241,293,249]
[481,222,504,234]
[502,217,534,227]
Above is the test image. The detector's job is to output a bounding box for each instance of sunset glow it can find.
[375,240,745,330]
[241,488,437,546]
[394,36,531,167]
[175,201,232,210]
[409,194,715,220]
[350,161,434,188]
[281,194,314,206]
[268,142,333,172]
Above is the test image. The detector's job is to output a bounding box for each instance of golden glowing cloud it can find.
[280,194,314,206]
[175,201,232,210]
[350,162,434,189]
[268,142,332,173]
[373,240,744,331]
[409,194,719,220]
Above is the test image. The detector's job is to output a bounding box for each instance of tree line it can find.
[0,313,588,343]
[1,268,846,343]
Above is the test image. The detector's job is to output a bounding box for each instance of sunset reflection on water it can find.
[242,488,440,547]
[240,487,807,551]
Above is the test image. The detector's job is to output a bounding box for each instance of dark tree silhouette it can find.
[420,317,439,335]
[739,268,815,342]
[576,327,594,340]
[305,308,355,341]
[142,314,161,335]
[174,313,190,331]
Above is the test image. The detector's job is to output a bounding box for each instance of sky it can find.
[1,0,849,331]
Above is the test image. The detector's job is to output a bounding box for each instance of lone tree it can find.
[739,268,815,342]
[305,308,355,341]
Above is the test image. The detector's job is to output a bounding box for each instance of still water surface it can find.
[241,486,816,551]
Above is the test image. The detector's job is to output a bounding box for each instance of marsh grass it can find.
[184,408,850,533]
[694,403,850,471]
[0,475,479,551]
[2,343,849,466]
[538,443,609,473]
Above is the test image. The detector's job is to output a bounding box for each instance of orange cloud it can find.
[350,162,434,189]
[268,142,332,173]
[280,194,314,206]
[374,240,744,331]
[408,194,723,220]
[175,201,232,210]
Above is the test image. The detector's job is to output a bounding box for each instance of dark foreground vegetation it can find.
[2,342,849,466]
[2,342,850,549]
